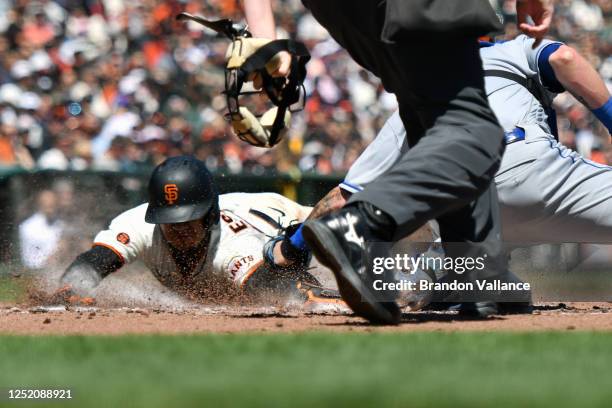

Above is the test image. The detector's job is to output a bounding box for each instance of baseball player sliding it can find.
[269,34,612,308]
[56,156,339,307]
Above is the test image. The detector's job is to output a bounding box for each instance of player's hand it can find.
[50,285,96,306]
[516,0,554,48]
[250,50,292,90]
[272,240,292,267]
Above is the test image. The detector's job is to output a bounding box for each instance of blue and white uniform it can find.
[343,35,612,243]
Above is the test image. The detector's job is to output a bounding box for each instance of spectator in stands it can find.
[19,189,64,270]
[0,0,607,173]
[0,123,34,169]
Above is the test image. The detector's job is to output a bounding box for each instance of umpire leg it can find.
[353,106,504,243]
[352,37,507,282]
[350,103,514,304]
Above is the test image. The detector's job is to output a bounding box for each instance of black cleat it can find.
[434,275,534,318]
[302,206,400,325]
[458,272,533,317]
[458,301,500,318]
[496,301,534,315]
[458,301,534,317]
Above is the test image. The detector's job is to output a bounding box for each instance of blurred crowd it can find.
[497,0,612,164]
[0,0,610,179]
[17,178,96,269]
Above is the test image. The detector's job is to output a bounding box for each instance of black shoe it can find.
[302,205,400,325]
[458,301,533,317]
[458,301,499,317]
[458,271,533,317]
[497,301,534,315]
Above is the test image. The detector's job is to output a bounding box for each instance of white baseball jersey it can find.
[481,35,562,133]
[92,193,311,289]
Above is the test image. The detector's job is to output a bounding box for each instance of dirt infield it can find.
[3,267,611,335]
[2,303,612,335]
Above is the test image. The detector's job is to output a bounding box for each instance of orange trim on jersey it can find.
[92,242,126,265]
[239,260,265,288]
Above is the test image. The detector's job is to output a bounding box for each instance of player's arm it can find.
[548,45,612,134]
[269,187,348,267]
[59,246,124,295]
[306,187,350,221]
[221,226,315,294]
[241,0,276,38]
[57,205,146,299]
[239,0,291,78]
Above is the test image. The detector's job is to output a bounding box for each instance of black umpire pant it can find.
[303,0,510,287]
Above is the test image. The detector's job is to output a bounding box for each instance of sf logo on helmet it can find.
[164,184,179,205]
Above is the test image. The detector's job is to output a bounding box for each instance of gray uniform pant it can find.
[497,125,612,243]
[346,121,612,243]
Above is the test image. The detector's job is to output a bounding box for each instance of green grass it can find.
[0,332,611,407]
[0,276,27,303]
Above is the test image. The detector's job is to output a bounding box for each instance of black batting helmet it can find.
[145,156,218,224]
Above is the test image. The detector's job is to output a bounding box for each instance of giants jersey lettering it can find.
[92,193,311,289]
